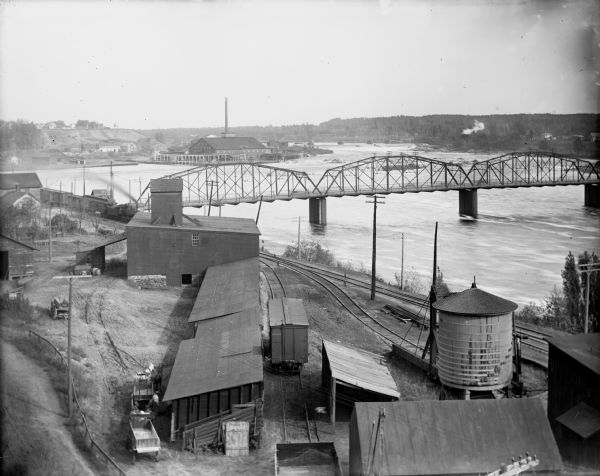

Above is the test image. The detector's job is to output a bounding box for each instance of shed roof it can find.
[0,233,38,251]
[77,233,127,253]
[546,333,600,376]
[126,211,260,235]
[322,339,399,399]
[150,178,183,193]
[352,399,563,475]
[433,284,518,316]
[163,308,263,402]
[269,298,309,327]
[188,258,259,323]
[191,137,267,152]
[0,172,42,190]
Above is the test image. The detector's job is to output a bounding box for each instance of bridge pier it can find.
[459,189,478,218]
[585,184,600,208]
[309,197,327,225]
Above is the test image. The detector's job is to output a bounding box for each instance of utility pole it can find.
[83,164,86,196]
[366,195,385,300]
[48,203,52,263]
[578,262,600,334]
[400,232,405,290]
[52,275,92,418]
[207,181,216,216]
[297,216,301,260]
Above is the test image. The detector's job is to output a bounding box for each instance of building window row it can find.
[192,233,199,246]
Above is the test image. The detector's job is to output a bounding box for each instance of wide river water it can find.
[35,143,600,307]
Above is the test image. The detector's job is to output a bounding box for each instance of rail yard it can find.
[1,176,598,476]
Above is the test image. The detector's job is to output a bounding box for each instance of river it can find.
[35,143,600,307]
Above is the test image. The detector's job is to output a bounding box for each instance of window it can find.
[192,233,199,247]
[181,274,192,285]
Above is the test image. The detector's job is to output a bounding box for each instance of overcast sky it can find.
[1,0,598,129]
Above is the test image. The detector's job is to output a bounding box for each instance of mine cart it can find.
[131,374,155,412]
[50,296,69,319]
[128,412,160,461]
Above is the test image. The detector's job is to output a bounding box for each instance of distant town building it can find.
[120,142,137,154]
[0,173,42,198]
[97,143,121,153]
[188,137,269,162]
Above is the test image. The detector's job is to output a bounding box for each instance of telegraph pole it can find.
[578,262,600,334]
[366,195,385,300]
[48,203,52,263]
[52,275,92,418]
[400,232,405,290]
[207,181,216,216]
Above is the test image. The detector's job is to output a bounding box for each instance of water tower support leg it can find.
[459,189,478,218]
[584,184,600,208]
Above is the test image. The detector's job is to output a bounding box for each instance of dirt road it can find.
[1,341,96,476]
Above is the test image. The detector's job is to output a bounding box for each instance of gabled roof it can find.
[0,191,39,208]
[0,173,42,190]
[433,284,518,316]
[352,399,563,475]
[323,339,399,399]
[127,211,260,235]
[190,136,267,152]
[546,333,600,375]
[0,233,38,251]
[188,258,259,323]
[269,298,309,327]
[163,308,263,402]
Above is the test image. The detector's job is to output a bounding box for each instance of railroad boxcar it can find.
[269,298,309,370]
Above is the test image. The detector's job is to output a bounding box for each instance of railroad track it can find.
[260,259,287,299]
[277,370,319,443]
[260,253,551,366]
[260,254,424,354]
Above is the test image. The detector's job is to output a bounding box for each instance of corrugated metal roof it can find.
[191,137,268,151]
[433,285,518,316]
[163,308,263,402]
[352,399,563,475]
[150,178,183,193]
[188,258,259,323]
[0,172,42,190]
[269,298,309,327]
[322,340,399,399]
[126,211,260,235]
[546,333,600,375]
[556,401,600,439]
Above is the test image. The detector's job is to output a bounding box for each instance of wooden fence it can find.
[28,329,128,476]
[182,401,263,452]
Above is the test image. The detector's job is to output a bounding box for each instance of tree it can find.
[562,251,581,330]
[578,251,600,332]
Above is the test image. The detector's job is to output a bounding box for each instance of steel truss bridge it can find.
[138,151,600,223]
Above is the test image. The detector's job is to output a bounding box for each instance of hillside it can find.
[40,128,158,151]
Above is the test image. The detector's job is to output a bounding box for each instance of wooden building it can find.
[547,333,600,469]
[0,172,42,198]
[163,309,263,441]
[349,399,563,476]
[188,137,268,162]
[0,234,37,280]
[126,179,260,286]
[187,258,260,329]
[74,233,127,272]
[321,339,399,427]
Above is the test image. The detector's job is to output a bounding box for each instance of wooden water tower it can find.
[433,280,517,396]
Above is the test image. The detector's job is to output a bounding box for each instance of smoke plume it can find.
[462,120,485,135]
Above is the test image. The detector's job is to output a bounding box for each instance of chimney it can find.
[224,97,228,136]
[150,178,183,226]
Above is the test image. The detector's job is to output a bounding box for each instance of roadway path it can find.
[1,341,96,476]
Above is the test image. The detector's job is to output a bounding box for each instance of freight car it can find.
[102,203,137,222]
[268,298,309,371]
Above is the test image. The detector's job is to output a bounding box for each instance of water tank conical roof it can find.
[433,286,517,316]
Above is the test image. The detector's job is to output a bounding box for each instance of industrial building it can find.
[163,308,263,440]
[187,258,260,327]
[0,234,37,280]
[126,178,260,286]
[349,399,563,476]
[433,280,517,396]
[546,333,600,469]
[188,137,268,162]
[321,339,399,427]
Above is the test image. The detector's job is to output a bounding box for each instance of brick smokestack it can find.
[150,178,183,226]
